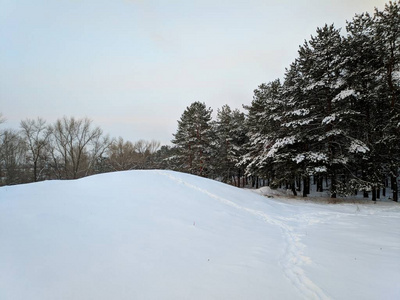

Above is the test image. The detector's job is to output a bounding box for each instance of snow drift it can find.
[0,170,399,300]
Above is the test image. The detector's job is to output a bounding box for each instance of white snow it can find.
[322,114,337,125]
[349,139,370,153]
[293,152,328,164]
[333,78,346,89]
[267,136,296,158]
[284,118,314,128]
[305,80,325,91]
[333,89,356,102]
[393,70,400,83]
[1,170,399,300]
[289,109,310,116]
[313,166,327,173]
[294,153,306,164]
[324,128,344,137]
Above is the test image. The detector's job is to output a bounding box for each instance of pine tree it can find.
[172,102,213,177]
[273,61,310,194]
[240,80,290,189]
[270,25,347,197]
[373,1,400,201]
[343,12,386,199]
[214,105,247,185]
[240,80,284,185]
[151,145,181,171]
[229,108,248,186]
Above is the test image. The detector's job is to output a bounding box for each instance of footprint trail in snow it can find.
[158,171,330,300]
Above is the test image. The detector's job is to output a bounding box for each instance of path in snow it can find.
[158,171,400,300]
[157,171,330,300]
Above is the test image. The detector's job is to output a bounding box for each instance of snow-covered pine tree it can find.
[172,102,213,177]
[373,1,400,201]
[271,25,346,197]
[272,60,311,195]
[342,12,387,199]
[214,105,233,183]
[240,79,284,187]
[214,105,247,186]
[229,108,248,186]
[151,145,181,171]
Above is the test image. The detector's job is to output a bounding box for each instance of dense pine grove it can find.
[1,2,399,200]
[170,2,400,200]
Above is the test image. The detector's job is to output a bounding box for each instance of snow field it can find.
[0,170,399,299]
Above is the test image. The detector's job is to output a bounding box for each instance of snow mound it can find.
[1,170,399,300]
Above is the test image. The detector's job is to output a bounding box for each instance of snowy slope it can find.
[0,170,399,300]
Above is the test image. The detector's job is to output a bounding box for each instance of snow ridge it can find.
[157,171,330,300]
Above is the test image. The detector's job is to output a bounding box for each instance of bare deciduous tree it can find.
[107,138,160,171]
[49,117,111,179]
[20,118,51,182]
[0,129,27,185]
[107,137,137,171]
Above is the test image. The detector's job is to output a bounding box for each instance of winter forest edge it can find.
[1,2,399,201]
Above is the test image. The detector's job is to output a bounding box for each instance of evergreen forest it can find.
[169,2,400,200]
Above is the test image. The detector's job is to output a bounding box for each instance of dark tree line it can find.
[169,2,399,200]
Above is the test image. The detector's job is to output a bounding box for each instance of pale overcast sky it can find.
[0,0,387,145]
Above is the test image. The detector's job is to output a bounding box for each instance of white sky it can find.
[0,0,387,145]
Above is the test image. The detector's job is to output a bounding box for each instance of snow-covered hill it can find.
[1,170,399,300]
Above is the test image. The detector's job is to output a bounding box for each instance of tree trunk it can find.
[302,176,310,197]
[33,161,38,182]
[382,178,386,197]
[362,169,368,198]
[372,187,377,201]
[392,173,398,202]
[297,176,301,191]
[317,175,323,192]
[291,180,297,196]
[330,173,337,198]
